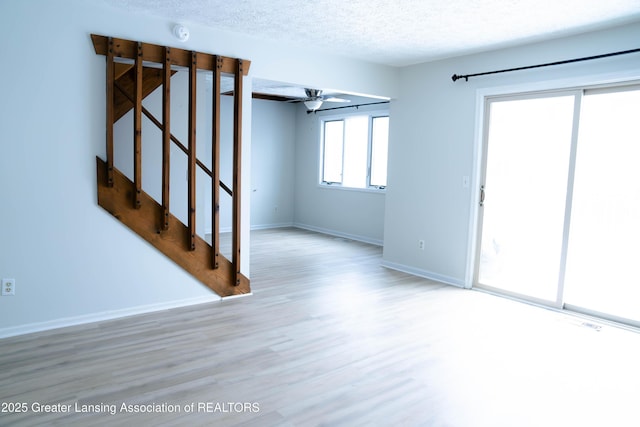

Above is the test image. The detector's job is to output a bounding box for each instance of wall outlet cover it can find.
[2,278,16,296]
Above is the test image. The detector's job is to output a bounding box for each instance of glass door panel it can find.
[564,88,640,324]
[478,95,576,302]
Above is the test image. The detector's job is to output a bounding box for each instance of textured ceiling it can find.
[103,0,640,67]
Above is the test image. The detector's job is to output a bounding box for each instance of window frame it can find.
[320,119,346,185]
[319,109,390,192]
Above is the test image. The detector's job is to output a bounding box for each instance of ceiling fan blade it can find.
[323,97,350,103]
[252,93,299,102]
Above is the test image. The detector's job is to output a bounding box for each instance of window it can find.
[321,120,344,184]
[370,116,389,187]
[320,113,389,190]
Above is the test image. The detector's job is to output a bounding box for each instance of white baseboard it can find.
[207,223,380,247]
[381,260,465,288]
[251,222,294,231]
[205,223,295,238]
[0,294,222,339]
[293,223,383,246]
[221,292,253,301]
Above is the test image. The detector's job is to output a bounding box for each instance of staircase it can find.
[91,35,251,297]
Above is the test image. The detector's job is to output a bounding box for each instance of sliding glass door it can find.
[476,84,640,326]
[563,87,640,325]
[476,93,577,304]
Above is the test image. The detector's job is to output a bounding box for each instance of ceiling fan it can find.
[295,88,351,111]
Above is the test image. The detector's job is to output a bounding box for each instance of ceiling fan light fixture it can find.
[304,99,323,111]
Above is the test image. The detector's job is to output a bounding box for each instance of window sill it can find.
[318,184,386,194]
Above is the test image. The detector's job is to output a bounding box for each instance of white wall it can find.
[251,99,297,229]
[0,0,395,336]
[382,22,640,287]
[293,103,388,244]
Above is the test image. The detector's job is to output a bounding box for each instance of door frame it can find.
[465,71,640,322]
[471,89,582,307]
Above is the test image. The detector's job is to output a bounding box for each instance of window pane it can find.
[322,120,344,183]
[342,116,369,188]
[370,116,389,187]
[564,88,640,322]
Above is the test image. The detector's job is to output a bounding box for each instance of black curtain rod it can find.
[309,101,390,114]
[451,47,640,82]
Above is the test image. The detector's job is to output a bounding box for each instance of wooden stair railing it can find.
[112,69,234,196]
[91,35,251,297]
[113,64,177,123]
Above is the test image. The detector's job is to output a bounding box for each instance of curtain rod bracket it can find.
[451,74,468,82]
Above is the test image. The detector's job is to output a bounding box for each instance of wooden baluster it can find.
[105,37,114,187]
[162,47,171,230]
[232,60,244,285]
[113,77,224,190]
[133,42,143,209]
[211,56,222,269]
[187,51,197,251]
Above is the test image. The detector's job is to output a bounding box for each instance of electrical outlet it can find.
[2,278,15,296]
[418,240,425,250]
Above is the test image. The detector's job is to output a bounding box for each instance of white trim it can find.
[293,223,383,246]
[0,295,222,339]
[217,222,296,234]
[464,88,487,289]
[555,92,583,307]
[381,260,465,288]
[209,223,383,245]
[205,223,294,241]
[221,292,253,301]
[317,183,386,194]
[474,68,640,100]
[250,222,295,230]
[474,287,640,334]
[563,304,640,331]
[315,108,390,120]
[475,283,561,309]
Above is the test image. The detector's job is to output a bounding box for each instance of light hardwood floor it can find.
[1,228,639,427]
